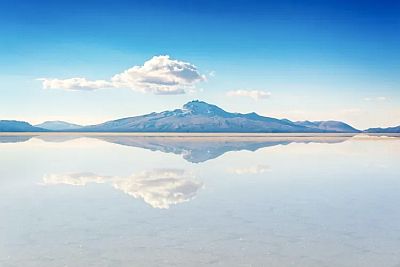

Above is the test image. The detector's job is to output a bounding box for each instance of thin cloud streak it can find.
[227,90,271,100]
[364,96,387,102]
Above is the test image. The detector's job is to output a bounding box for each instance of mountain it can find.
[79,100,359,133]
[0,101,363,133]
[295,120,360,133]
[0,120,46,132]
[364,125,400,133]
[36,121,82,131]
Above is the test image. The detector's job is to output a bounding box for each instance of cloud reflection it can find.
[229,164,270,175]
[43,169,203,209]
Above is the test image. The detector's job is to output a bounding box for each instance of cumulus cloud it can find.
[227,90,271,100]
[38,55,206,95]
[42,169,203,209]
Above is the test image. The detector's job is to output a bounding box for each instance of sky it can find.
[0,0,399,129]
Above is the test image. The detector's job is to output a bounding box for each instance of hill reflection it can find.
[0,134,360,163]
[95,135,354,163]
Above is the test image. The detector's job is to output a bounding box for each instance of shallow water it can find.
[1,134,399,267]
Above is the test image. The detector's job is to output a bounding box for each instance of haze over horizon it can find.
[0,0,399,129]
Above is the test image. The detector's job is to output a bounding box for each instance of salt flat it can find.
[0,134,399,266]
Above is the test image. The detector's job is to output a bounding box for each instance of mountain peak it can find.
[182,100,226,116]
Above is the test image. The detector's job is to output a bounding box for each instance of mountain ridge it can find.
[364,125,400,133]
[1,100,398,133]
[78,100,359,133]
[35,121,82,131]
[0,120,46,132]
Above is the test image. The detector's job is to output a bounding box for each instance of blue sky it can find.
[0,0,399,129]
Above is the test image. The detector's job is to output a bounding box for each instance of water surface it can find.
[1,134,399,266]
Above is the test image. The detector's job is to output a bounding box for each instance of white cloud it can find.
[42,169,203,209]
[227,90,271,100]
[364,96,387,102]
[38,78,112,91]
[38,55,206,95]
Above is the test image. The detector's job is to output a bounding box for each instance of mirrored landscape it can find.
[1,134,400,266]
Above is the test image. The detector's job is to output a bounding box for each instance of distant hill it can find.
[79,100,360,133]
[36,121,82,131]
[364,125,400,133]
[296,120,360,133]
[0,120,46,132]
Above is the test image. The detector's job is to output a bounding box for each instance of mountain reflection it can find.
[0,135,36,143]
[0,134,361,163]
[96,135,355,163]
[43,169,203,209]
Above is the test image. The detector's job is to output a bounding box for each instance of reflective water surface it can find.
[1,134,400,266]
